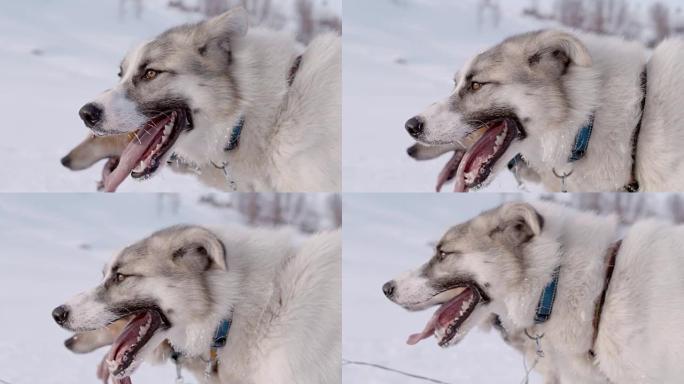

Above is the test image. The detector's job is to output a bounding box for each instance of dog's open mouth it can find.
[436,117,523,192]
[406,284,486,347]
[105,309,167,379]
[103,109,191,192]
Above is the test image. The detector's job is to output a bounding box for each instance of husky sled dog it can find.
[52,225,341,384]
[383,202,684,383]
[77,7,340,192]
[405,29,684,192]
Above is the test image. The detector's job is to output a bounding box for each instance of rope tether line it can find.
[343,359,455,384]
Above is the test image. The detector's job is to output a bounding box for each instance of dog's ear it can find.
[172,226,227,271]
[527,30,592,75]
[494,202,543,246]
[198,7,248,57]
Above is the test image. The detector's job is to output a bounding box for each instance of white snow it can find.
[0,194,241,384]
[342,193,543,383]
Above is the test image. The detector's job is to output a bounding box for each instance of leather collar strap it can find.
[569,114,594,162]
[588,240,622,358]
[623,68,648,192]
[534,266,561,323]
[288,54,303,87]
[224,54,303,152]
[208,318,232,373]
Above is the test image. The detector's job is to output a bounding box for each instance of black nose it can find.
[79,103,103,128]
[60,156,71,168]
[52,305,69,325]
[382,281,396,298]
[405,116,424,138]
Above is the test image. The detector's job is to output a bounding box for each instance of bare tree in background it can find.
[328,194,342,228]
[528,193,684,225]
[477,0,501,28]
[199,193,340,232]
[557,0,585,28]
[156,194,181,216]
[119,0,144,21]
[650,2,671,46]
[666,195,684,223]
[166,0,337,43]
[204,0,229,16]
[296,0,315,43]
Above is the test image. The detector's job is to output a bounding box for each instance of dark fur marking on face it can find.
[528,52,541,65]
[136,98,191,118]
[108,300,171,327]
[172,248,186,259]
[429,275,477,293]
[198,44,207,56]
[462,106,518,130]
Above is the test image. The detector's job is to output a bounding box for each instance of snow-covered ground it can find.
[0,0,339,192]
[0,194,241,384]
[342,194,543,384]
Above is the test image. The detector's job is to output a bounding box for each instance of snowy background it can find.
[342,192,680,384]
[0,0,340,192]
[0,193,338,384]
[342,0,684,192]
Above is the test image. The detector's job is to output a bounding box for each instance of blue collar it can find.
[224,117,245,151]
[212,318,232,348]
[207,318,232,372]
[568,114,594,162]
[534,266,561,323]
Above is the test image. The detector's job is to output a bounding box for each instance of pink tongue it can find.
[105,312,152,381]
[436,150,465,192]
[407,316,438,345]
[406,288,475,346]
[103,124,165,193]
[454,121,507,192]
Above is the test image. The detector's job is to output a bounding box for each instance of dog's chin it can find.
[405,283,490,347]
[105,309,171,380]
[435,117,526,192]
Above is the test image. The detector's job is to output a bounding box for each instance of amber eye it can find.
[437,249,448,261]
[115,273,126,283]
[471,81,483,91]
[142,69,159,81]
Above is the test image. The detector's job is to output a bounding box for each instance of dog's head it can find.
[78,8,249,191]
[405,30,592,191]
[52,225,236,381]
[383,202,544,348]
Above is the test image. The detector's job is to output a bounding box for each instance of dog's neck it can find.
[524,36,647,192]
[500,203,619,331]
[207,29,302,186]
